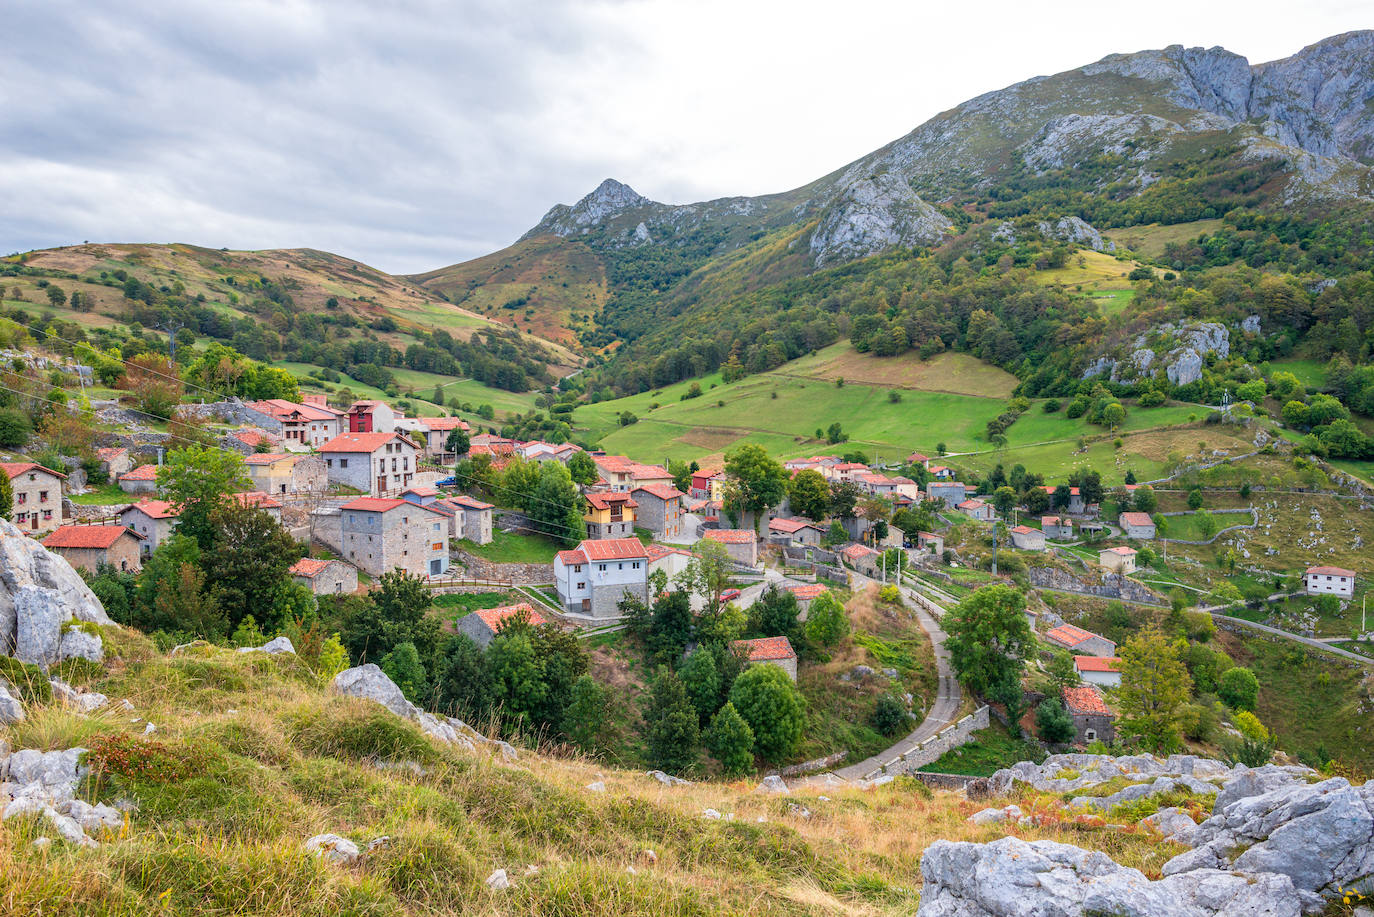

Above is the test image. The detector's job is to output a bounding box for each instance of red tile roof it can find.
[631,483,685,501]
[1042,516,1069,526]
[958,499,988,509]
[42,525,140,549]
[340,497,410,512]
[232,430,278,449]
[445,495,494,511]
[703,528,754,545]
[1045,625,1099,649]
[404,486,438,497]
[1,461,67,480]
[119,464,159,481]
[840,543,880,560]
[787,583,827,600]
[120,499,179,519]
[1011,525,1037,535]
[319,432,415,453]
[1118,512,1154,528]
[233,492,282,509]
[472,603,548,632]
[1306,565,1355,577]
[244,452,293,465]
[290,558,335,578]
[580,537,649,561]
[557,549,588,565]
[643,543,695,563]
[1073,655,1122,673]
[1062,685,1112,717]
[250,398,340,421]
[1103,546,1137,557]
[769,517,820,534]
[96,447,127,461]
[418,417,469,432]
[585,492,637,511]
[1043,485,1081,495]
[732,636,797,662]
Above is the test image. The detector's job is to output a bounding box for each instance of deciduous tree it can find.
[728,664,804,761]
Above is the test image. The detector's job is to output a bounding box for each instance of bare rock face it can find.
[524,179,652,238]
[331,664,462,746]
[917,836,1300,916]
[809,172,951,267]
[1036,215,1115,251]
[0,519,111,669]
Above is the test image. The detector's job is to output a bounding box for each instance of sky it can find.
[1,0,1368,274]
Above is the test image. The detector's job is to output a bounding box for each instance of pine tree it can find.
[705,702,755,776]
[645,670,699,774]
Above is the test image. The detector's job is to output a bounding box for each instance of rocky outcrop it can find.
[523,179,653,238]
[0,682,23,724]
[1,747,125,847]
[0,519,112,669]
[1163,776,1374,913]
[1082,320,1231,387]
[1036,215,1115,251]
[988,753,1313,798]
[331,664,467,747]
[917,836,1300,916]
[236,636,296,655]
[809,172,951,267]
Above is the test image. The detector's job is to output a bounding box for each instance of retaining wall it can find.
[870,705,990,778]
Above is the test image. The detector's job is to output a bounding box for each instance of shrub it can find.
[870,695,908,737]
[1035,698,1075,744]
[0,656,52,704]
[705,701,755,776]
[86,734,207,783]
[728,665,804,761]
[1232,710,1269,743]
[1042,399,1061,413]
[1217,667,1259,711]
[877,584,901,604]
[288,702,440,764]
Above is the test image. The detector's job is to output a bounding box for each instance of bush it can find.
[1035,698,1075,744]
[1218,667,1259,711]
[877,584,900,604]
[1042,399,1061,413]
[870,695,908,737]
[86,734,207,783]
[705,702,755,776]
[1232,710,1269,743]
[0,408,32,448]
[803,592,849,647]
[728,664,804,761]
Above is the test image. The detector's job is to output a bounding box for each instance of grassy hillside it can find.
[407,235,608,348]
[2,627,1190,916]
[576,345,1224,481]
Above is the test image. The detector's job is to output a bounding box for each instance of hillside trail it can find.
[835,572,962,781]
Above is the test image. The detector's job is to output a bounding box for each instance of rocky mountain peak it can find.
[522,178,654,240]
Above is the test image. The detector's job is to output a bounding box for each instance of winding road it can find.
[836,575,962,781]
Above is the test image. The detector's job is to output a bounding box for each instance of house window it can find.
[340,459,348,468]
[632,562,640,569]
[574,564,582,573]
[39,491,48,502]
[598,564,606,572]
[15,493,24,504]
[576,582,585,590]
[1085,729,1097,741]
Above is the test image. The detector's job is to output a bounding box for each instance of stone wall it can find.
[903,771,986,792]
[871,705,990,777]
[1027,565,1164,605]
[451,550,554,585]
[778,750,849,777]
[175,398,284,431]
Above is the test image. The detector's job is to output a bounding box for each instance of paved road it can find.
[836,575,962,781]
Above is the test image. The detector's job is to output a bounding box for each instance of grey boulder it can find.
[305,833,360,865]
[0,518,112,667]
[0,681,23,725]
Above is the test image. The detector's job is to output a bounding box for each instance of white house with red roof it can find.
[2,462,69,534]
[290,557,358,595]
[1304,565,1356,598]
[731,636,798,681]
[42,524,143,573]
[1073,655,1123,688]
[1117,511,1156,539]
[339,496,450,578]
[518,440,581,464]
[458,602,550,648]
[553,537,649,618]
[320,431,419,496]
[248,398,343,449]
[116,499,181,555]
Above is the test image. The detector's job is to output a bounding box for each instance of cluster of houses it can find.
[1044,623,1122,744]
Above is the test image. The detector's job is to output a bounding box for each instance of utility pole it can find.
[991,523,999,576]
[160,321,186,366]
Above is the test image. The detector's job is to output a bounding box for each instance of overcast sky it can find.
[1,1,1368,274]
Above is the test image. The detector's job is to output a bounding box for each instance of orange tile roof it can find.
[1042,516,1069,526]
[1043,485,1081,495]
[1306,565,1355,577]
[1073,655,1122,673]
[1103,546,1137,556]
[1011,525,1037,535]
[787,583,827,600]
[233,492,282,509]
[445,495,494,511]
[319,432,415,453]
[96,447,127,461]
[290,557,334,578]
[557,549,588,565]
[340,497,410,512]
[1118,512,1154,527]
[244,452,293,465]
[1062,685,1112,717]
[120,464,159,481]
[580,537,648,561]
[840,543,880,560]
[1,461,67,480]
[42,525,140,549]
[418,417,469,432]
[472,603,548,631]
[586,492,637,511]
[769,517,821,533]
[631,483,685,501]
[732,636,796,662]
[1045,624,1098,648]
[643,543,695,563]
[120,499,179,519]
[249,398,340,421]
[703,529,753,545]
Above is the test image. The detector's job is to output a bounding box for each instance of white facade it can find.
[1304,568,1355,598]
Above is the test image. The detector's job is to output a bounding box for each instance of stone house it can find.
[458,602,550,649]
[926,481,967,509]
[917,531,944,555]
[339,497,450,578]
[409,417,469,463]
[958,498,994,521]
[839,542,881,576]
[553,537,649,618]
[117,463,160,495]
[320,432,420,496]
[1061,685,1115,744]
[518,440,581,464]
[446,494,494,544]
[1073,655,1123,688]
[584,491,637,540]
[1041,516,1074,540]
[1118,511,1156,539]
[591,455,674,492]
[1304,565,1355,598]
[116,499,181,556]
[1044,624,1117,658]
[290,557,358,596]
[96,447,132,480]
[42,524,143,573]
[1098,545,1137,574]
[702,528,758,566]
[248,399,343,450]
[233,491,283,523]
[1044,485,1086,515]
[1010,525,1046,551]
[630,483,686,540]
[786,583,827,615]
[244,452,328,496]
[2,462,70,535]
[731,636,798,681]
[767,516,824,547]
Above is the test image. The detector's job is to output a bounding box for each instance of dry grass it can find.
[787,349,1018,398]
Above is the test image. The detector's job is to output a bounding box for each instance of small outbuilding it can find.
[1061,685,1115,745]
[1010,525,1046,551]
[731,636,798,681]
